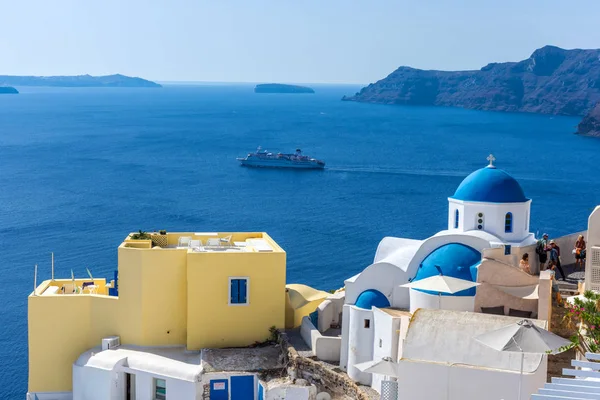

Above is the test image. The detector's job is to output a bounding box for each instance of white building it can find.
[397,309,547,400]
[339,156,541,389]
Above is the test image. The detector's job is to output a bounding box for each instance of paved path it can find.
[555,263,584,295]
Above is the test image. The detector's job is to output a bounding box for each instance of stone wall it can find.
[278,331,370,400]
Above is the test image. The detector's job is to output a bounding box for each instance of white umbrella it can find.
[401,275,480,308]
[474,319,571,400]
[355,357,400,378]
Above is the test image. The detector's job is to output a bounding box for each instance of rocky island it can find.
[343,45,600,117]
[577,103,600,137]
[0,86,18,94]
[0,74,160,88]
[255,83,314,94]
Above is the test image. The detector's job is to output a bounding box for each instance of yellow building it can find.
[285,283,330,329]
[28,232,286,396]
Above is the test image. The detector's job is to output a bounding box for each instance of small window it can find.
[454,209,459,229]
[476,213,485,230]
[364,319,370,329]
[154,378,166,400]
[505,212,513,233]
[229,278,248,305]
[504,245,512,255]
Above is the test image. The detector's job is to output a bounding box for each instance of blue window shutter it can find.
[230,279,239,304]
[240,279,247,304]
[505,212,513,233]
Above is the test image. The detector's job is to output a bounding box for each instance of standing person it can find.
[536,233,549,271]
[575,234,586,269]
[549,241,566,280]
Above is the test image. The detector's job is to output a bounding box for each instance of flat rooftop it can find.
[75,345,202,381]
[121,231,284,253]
[30,231,284,297]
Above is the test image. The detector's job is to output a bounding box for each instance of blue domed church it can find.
[340,155,537,386]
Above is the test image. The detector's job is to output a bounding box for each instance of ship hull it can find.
[238,159,325,169]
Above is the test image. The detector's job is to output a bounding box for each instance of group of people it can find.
[518,233,586,281]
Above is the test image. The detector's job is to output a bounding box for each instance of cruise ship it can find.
[237,147,325,169]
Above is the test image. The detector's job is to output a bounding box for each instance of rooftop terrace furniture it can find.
[206,238,221,246]
[481,305,505,315]
[189,239,202,251]
[178,236,192,248]
[220,235,232,245]
[82,281,98,294]
[508,308,532,318]
[61,283,76,294]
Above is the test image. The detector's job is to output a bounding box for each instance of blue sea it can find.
[1,84,599,397]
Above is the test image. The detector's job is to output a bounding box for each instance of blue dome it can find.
[355,289,390,309]
[451,166,528,203]
[412,243,481,296]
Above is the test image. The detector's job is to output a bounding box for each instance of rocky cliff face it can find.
[344,46,600,116]
[577,103,600,136]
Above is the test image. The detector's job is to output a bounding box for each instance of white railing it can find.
[531,352,600,399]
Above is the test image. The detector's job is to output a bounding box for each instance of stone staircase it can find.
[556,263,585,297]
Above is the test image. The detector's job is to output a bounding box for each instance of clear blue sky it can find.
[1,0,599,84]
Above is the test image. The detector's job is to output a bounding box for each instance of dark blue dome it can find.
[355,289,390,309]
[412,243,481,296]
[451,166,528,203]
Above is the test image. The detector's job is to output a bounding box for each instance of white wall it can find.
[347,306,374,384]
[396,357,547,400]
[299,316,341,362]
[73,363,199,400]
[371,309,401,394]
[317,300,334,333]
[345,263,405,305]
[340,305,350,370]
[586,206,600,290]
[264,383,317,400]
[409,290,475,313]
[73,364,113,400]
[449,199,533,244]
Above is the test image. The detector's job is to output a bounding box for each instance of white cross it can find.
[487,154,496,167]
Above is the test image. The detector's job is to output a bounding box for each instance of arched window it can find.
[505,212,513,233]
[454,209,459,229]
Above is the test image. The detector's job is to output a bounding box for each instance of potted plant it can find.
[130,230,151,240]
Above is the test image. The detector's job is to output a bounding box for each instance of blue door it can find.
[210,379,229,400]
[231,375,255,400]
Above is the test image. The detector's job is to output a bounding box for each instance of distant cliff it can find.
[0,74,161,88]
[255,84,314,94]
[343,46,600,116]
[0,86,18,94]
[577,103,600,136]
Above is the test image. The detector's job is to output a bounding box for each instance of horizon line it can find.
[156,80,367,86]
